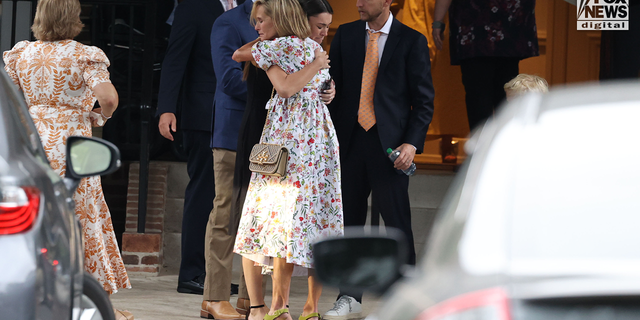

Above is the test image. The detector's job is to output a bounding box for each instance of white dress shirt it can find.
[220,0,237,12]
[365,13,394,66]
[365,13,417,151]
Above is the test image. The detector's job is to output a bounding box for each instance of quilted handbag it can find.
[249,87,290,177]
[249,143,289,177]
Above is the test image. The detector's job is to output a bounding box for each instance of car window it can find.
[420,159,469,272]
[519,300,640,320]
[1,72,49,163]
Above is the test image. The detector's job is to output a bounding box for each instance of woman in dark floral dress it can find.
[433,0,539,130]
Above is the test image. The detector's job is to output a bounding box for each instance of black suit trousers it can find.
[179,130,215,282]
[338,125,416,302]
[460,57,520,131]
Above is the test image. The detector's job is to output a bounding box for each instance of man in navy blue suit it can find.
[200,1,258,319]
[156,0,241,302]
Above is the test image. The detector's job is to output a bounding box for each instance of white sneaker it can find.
[323,295,362,320]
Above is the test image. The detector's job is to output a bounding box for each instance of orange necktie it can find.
[226,0,235,11]
[358,30,381,131]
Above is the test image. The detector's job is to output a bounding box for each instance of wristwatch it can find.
[432,21,445,29]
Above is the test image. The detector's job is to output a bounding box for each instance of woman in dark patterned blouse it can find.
[432,0,539,130]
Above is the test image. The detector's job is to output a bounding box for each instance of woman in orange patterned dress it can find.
[3,0,132,317]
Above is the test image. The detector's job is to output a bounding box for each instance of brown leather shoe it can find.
[236,298,250,315]
[113,307,134,320]
[201,301,244,319]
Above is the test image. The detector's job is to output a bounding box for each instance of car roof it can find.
[540,81,640,113]
[454,81,640,278]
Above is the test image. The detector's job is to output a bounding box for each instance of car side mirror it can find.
[313,227,409,294]
[65,136,121,179]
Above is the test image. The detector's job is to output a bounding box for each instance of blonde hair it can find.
[32,0,84,41]
[251,0,311,39]
[504,74,549,94]
[244,0,311,80]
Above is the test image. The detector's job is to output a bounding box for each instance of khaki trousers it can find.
[203,148,249,300]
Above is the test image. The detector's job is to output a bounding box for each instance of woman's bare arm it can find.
[92,82,119,117]
[232,38,260,62]
[266,49,329,98]
[433,0,453,50]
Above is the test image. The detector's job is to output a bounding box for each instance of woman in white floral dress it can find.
[232,0,342,319]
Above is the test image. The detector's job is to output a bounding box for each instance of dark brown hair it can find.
[298,0,333,17]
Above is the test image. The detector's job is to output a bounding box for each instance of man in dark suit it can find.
[325,0,434,318]
[199,1,255,319]
[156,0,233,295]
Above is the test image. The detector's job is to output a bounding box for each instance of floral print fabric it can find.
[448,0,539,65]
[3,40,131,293]
[234,36,343,271]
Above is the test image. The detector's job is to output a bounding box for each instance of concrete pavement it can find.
[110,205,440,320]
[111,269,381,320]
[111,169,453,319]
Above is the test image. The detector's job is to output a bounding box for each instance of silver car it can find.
[0,69,119,320]
[315,81,640,319]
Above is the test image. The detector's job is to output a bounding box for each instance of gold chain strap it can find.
[259,87,295,146]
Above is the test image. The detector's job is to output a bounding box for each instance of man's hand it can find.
[158,112,177,141]
[393,143,416,171]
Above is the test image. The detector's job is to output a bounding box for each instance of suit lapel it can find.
[354,21,367,80]
[378,19,401,75]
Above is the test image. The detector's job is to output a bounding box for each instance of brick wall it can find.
[121,162,169,274]
[125,163,168,233]
[122,233,162,273]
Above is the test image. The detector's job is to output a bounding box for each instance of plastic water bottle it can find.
[386,148,416,176]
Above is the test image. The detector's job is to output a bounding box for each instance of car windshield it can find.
[508,103,640,275]
[0,71,45,160]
